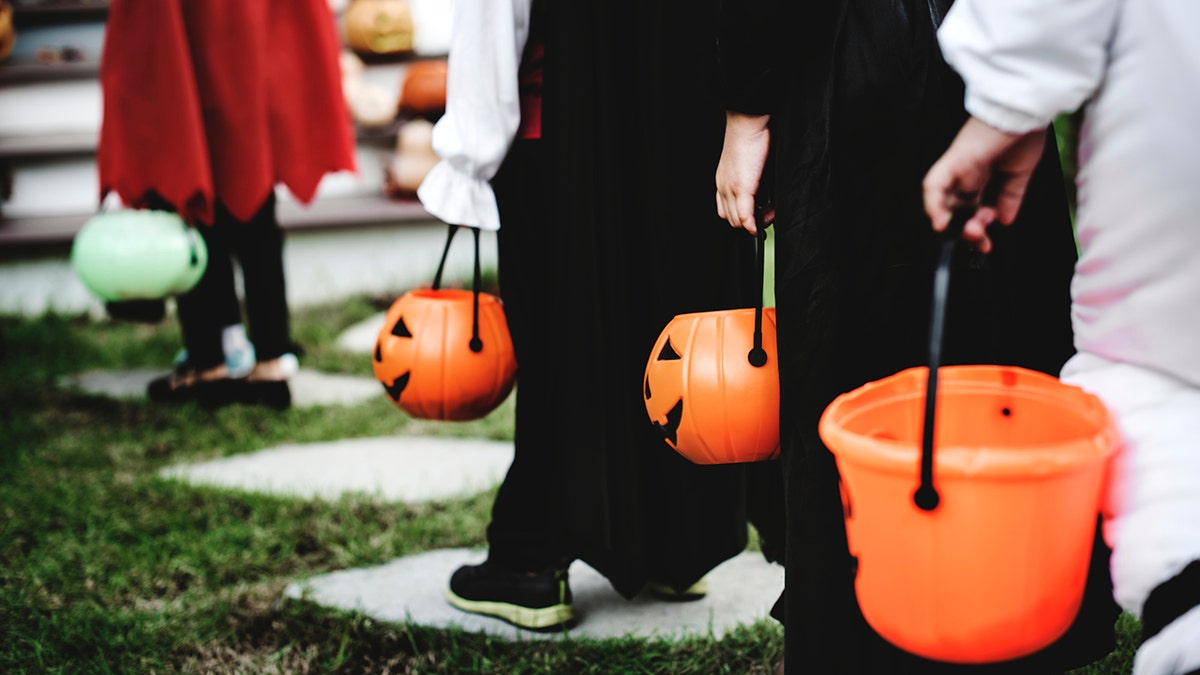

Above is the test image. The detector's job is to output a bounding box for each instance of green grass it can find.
[0,292,784,674]
[0,286,1135,673]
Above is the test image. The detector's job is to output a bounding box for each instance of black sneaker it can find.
[446,561,574,631]
[647,576,709,602]
[231,379,292,410]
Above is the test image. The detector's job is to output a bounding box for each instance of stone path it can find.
[285,548,782,641]
[59,367,382,408]
[56,315,784,641]
[158,436,513,503]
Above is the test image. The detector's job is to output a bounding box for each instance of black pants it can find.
[157,193,291,370]
[485,139,566,572]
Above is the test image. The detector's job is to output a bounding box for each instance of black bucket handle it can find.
[431,224,485,353]
[913,210,972,512]
[748,208,772,368]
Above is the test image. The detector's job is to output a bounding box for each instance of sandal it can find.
[233,379,291,410]
[146,364,237,408]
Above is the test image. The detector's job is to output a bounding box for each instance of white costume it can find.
[939,2,1200,673]
[416,0,532,232]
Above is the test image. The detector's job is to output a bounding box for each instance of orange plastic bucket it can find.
[819,364,1118,663]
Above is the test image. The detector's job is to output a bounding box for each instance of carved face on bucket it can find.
[372,289,517,421]
[644,337,684,448]
[374,315,413,401]
[643,308,781,465]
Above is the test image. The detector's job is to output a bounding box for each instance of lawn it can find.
[0,293,789,674]
[0,271,1138,673]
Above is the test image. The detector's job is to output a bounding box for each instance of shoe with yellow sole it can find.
[447,561,574,631]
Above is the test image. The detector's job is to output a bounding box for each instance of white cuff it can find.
[963,90,1054,136]
[416,160,502,231]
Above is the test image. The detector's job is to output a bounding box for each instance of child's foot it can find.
[146,363,234,407]
[237,355,296,410]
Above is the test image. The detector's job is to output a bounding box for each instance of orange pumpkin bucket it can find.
[818,217,1119,664]
[373,287,515,421]
[373,225,516,421]
[644,224,779,464]
[644,306,779,464]
[398,59,448,118]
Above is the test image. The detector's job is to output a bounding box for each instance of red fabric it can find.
[97,0,357,225]
[515,4,544,141]
[516,42,543,140]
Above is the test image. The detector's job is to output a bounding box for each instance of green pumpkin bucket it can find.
[71,210,208,302]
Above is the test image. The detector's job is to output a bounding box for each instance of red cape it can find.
[97,0,357,225]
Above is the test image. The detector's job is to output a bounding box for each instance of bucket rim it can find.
[407,288,500,303]
[819,364,1119,477]
[665,306,777,323]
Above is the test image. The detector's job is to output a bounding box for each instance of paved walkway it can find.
[284,548,782,641]
[159,435,514,503]
[56,314,784,641]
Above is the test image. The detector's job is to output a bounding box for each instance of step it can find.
[0,191,433,247]
[0,63,422,156]
[0,14,105,84]
[0,215,496,316]
[0,123,412,242]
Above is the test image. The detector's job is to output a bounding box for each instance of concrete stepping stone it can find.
[58,368,381,408]
[159,436,513,503]
[284,547,783,641]
[288,369,382,408]
[336,311,387,354]
[59,368,164,400]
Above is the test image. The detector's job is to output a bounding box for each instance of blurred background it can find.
[0,0,488,318]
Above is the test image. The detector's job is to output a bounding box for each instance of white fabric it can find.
[1138,607,1200,675]
[415,0,533,231]
[937,1,1120,135]
[1062,354,1200,615]
[941,3,1200,673]
[940,0,1200,390]
[1062,353,1200,675]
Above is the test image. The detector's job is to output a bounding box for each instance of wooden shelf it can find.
[11,1,108,24]
[277,194,434,231]
[0,195,438,246]
[0,124,408,159]
[0,61,98,83]
[0,131,96,159]
[1,12,106,81]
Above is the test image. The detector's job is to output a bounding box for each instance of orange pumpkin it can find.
[643,307,780,464]
[0,1,14,63]
[398,59,447,117]
[343,0,414,56]
[373,288,517,421]
[384,118,438,198]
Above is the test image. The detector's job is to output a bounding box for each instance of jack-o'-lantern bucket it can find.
[644,225,779,464]
[817,222,1118,664]
[373,225,516,421]
[0,1,15,63]
[398,59,447,118]
[343,0,414,57]
[71,209,208,302]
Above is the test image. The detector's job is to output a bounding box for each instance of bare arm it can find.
[922,117,1047,253]
[715,111,772,235]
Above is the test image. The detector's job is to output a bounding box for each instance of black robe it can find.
[489,0,785,599]
[718,0,1121,671]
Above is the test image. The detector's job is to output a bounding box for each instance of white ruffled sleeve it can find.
[416,0,532,231]
[938,0,1121,134]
